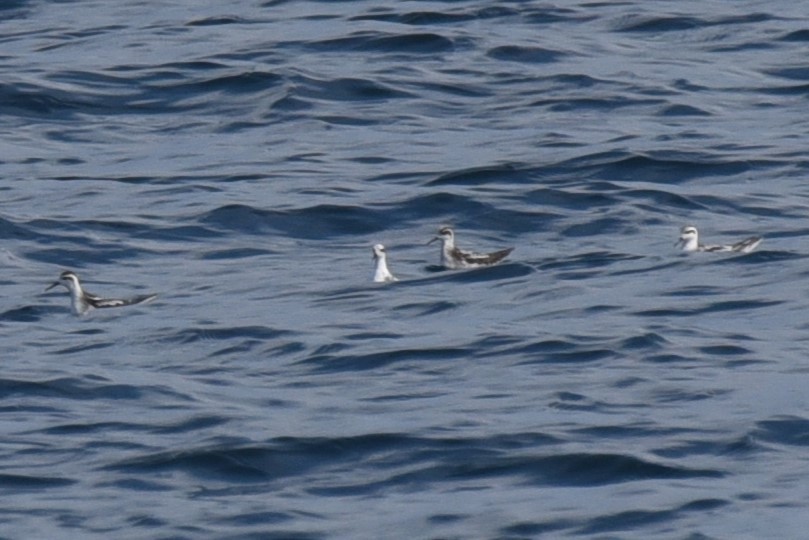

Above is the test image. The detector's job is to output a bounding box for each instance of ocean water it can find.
[2,1,809,538]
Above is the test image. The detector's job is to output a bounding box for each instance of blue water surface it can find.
[2,1,809,538]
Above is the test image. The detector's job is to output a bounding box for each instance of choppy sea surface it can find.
[2,1,809,538]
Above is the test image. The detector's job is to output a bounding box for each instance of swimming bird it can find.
[46,270,157,316]
[676,225,762,253]
[372,244,398,283]
[428,227,514,269]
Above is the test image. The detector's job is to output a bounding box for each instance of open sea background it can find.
[2,1,809,538]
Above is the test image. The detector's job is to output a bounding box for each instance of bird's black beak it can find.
[45,281,61,292]
[427,237,439,245]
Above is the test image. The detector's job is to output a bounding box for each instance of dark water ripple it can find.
[2,0,809,538]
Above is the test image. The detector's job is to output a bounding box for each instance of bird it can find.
[372,244,398,283]
[676,225,762,253]
[428,227,513,269]
[46,270,157,316]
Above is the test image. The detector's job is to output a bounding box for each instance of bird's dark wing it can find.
[458,247,514,266]
[731,236,762,253]
[701,244,730,252]
[87,293,157,309]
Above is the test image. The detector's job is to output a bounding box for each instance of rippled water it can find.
[2,1,809,538]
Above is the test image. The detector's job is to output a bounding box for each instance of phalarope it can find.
[428,227,514,269]
[676,225,762,253]
[46,271,157,316]
[372,244,398,283]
